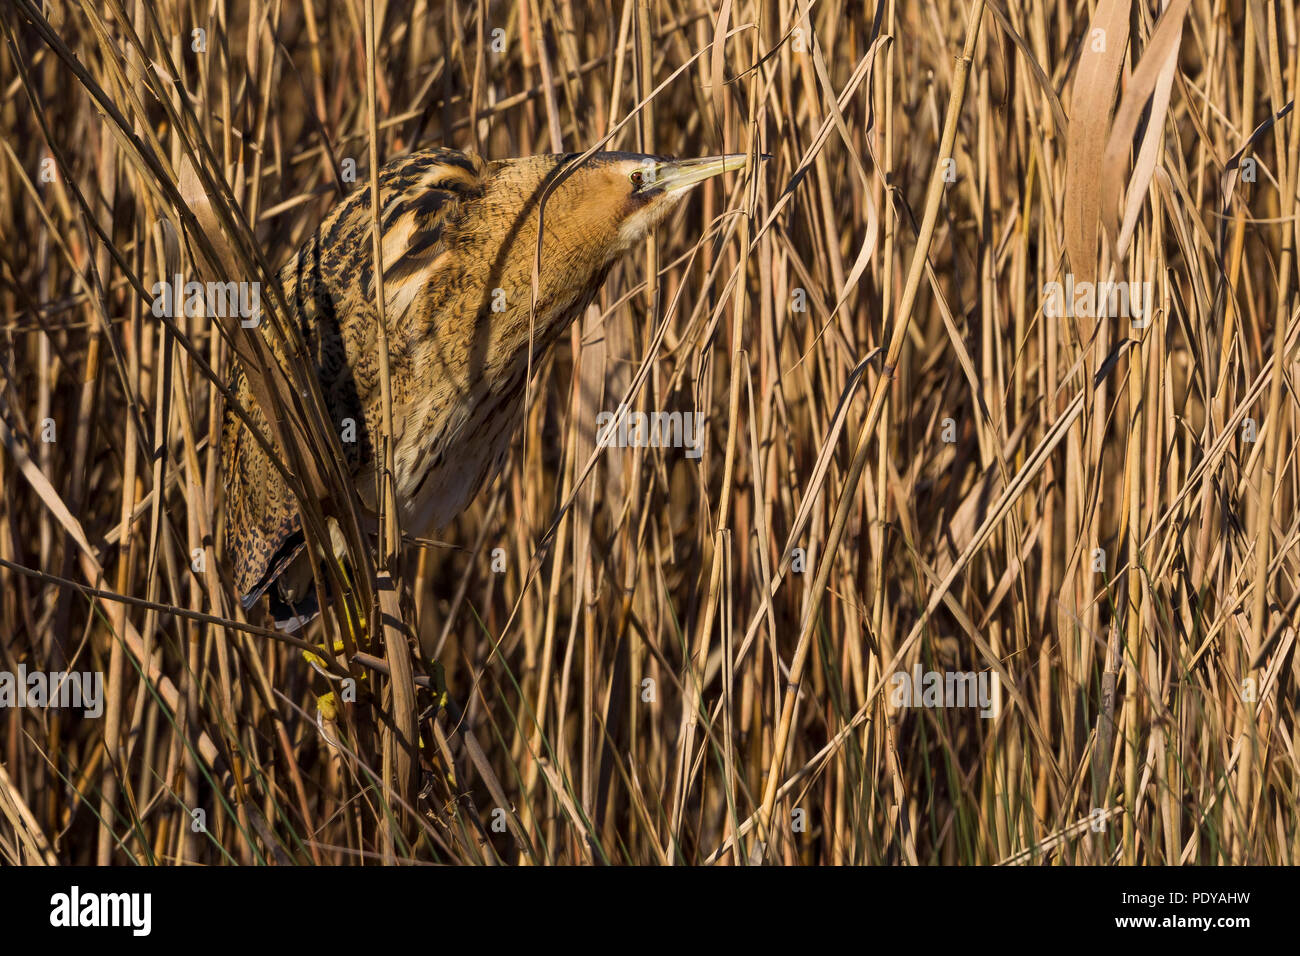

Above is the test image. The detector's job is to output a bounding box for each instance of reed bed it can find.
[0,0,1297,865]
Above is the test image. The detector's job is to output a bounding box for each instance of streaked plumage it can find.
[221,146,749,629]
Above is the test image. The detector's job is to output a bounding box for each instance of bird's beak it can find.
[648,153,758,195]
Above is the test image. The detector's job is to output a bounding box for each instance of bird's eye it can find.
[629,170,643,189]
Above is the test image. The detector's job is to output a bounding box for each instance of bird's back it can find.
[221,147,489,610]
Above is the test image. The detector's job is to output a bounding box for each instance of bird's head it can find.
[445,149,759,365]
[484,151,754,263]
[575,151,753,251]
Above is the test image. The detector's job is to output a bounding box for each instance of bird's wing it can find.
[363,148,486,323]
[220,362,305,601]
[221,147,486,606]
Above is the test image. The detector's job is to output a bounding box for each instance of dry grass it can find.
[0,0,1297,865]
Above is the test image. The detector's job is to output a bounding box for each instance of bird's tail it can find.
[265,587,321,634]
[240,534,329,633]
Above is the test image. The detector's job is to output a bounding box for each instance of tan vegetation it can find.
[0,0,1297,864]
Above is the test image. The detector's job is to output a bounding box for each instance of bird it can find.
[221,146,752,631]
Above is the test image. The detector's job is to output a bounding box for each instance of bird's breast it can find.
[392,361,527,535]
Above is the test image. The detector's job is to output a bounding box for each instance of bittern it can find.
[222,146,751,630]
